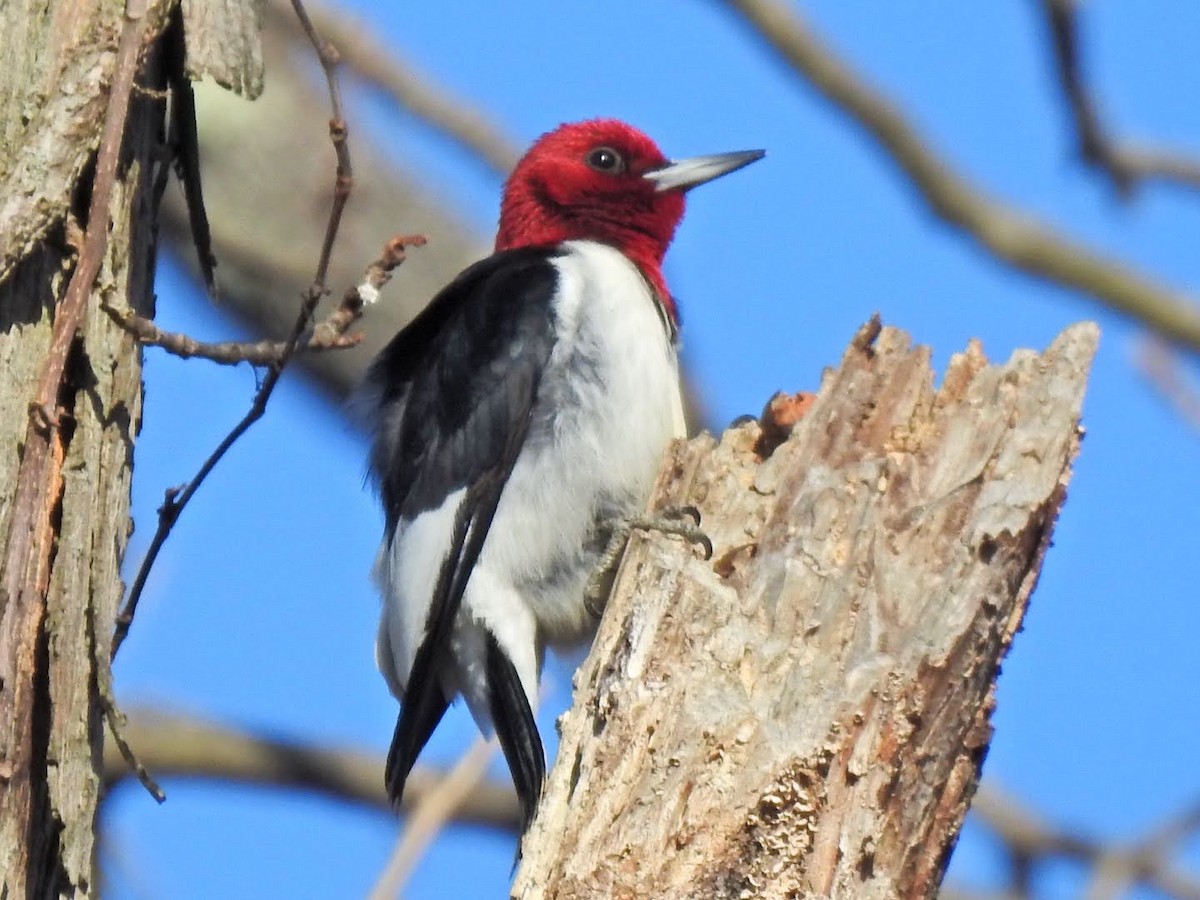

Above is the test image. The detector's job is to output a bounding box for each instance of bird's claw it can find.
[583,581,607,620]
[661,504,702,527]
[582,506,713,619]
[635,506,713,561]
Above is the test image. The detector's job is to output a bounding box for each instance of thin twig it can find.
[719,0,1200,352]
[110,389,274,662]
[101,234,425,365]
[101,306,361,362]
[265,0,521,177]
[111,0,372,660]
[1039,0,1200,198]
[108,233,421,659]
[93,584,165,802]
[368,737,497,900]
[101,704,165,804]
[288,0,352,292]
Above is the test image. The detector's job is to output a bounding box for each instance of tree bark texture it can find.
[0,1,246,895]
[514,320,1097,899]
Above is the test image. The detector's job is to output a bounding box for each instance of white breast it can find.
[473,240,685,637]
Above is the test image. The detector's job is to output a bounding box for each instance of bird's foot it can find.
[583,506,713,618]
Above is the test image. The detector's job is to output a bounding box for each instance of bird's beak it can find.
[644,149,765,193]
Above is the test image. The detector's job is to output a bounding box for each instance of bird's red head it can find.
[496,119,763,320]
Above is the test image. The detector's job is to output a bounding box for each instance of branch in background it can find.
[110,0,373,661]
[264,0,521,178]
[1135,337,1200,432]
[101,712,519,829]
[1083,802,1200,900]
[367,737,496,900]
[103,234,424,365]
[719,0,1200,352]
[287,0,352,287]
[102,711,1198,898]
[1038,0,1200,198]
[959,786,1200,900]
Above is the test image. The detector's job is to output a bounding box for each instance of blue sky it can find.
[106,2,1199,897]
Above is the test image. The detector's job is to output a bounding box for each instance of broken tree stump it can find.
[514,319,1097,899]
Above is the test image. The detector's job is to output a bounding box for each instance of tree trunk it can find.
[514,320,1096,899]
[0,2,174,895]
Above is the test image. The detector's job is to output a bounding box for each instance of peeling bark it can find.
[514,320,1097,899]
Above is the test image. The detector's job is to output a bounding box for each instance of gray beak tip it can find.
[646,149,767,193]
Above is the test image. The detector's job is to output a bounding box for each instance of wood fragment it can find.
[181,0,265,98]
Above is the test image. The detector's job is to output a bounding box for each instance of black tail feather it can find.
[385,683,450,808]
[485,632,545,834]
[383,474,498,809]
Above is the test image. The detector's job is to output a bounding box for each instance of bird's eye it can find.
[587,147,625,174]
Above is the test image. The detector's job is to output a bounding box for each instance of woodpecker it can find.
[364,119,763,832]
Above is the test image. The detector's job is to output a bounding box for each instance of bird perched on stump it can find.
[363,119,763,833]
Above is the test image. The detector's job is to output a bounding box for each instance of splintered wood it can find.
[513,319,1097,900]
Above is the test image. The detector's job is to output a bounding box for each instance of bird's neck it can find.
[620,246,677,329]
[496,205,678,325]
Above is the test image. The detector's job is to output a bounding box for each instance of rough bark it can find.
[0,1,222,895]
[180,0,265,97]
[514,320,1097,899]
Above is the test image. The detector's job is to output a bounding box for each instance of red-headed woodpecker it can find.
[364,119,763,832]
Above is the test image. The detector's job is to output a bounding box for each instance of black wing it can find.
[366,247,560,811]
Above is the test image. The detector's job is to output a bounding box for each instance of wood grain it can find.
[514,320,1097,899]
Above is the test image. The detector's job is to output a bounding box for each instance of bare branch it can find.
[101,305,361,362]
[1134,337,1200,432]
[103,234,424,365]
[971,786,1200,900]
[156,22,484,401]
[368,737,497,899]
[101,711,520,830]
[287,0,352,293]
[719,0,1200,352]
[264,0,521,177]
[1038,0,1200,198]
[110,0,381,660]
[108,232,423,660]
